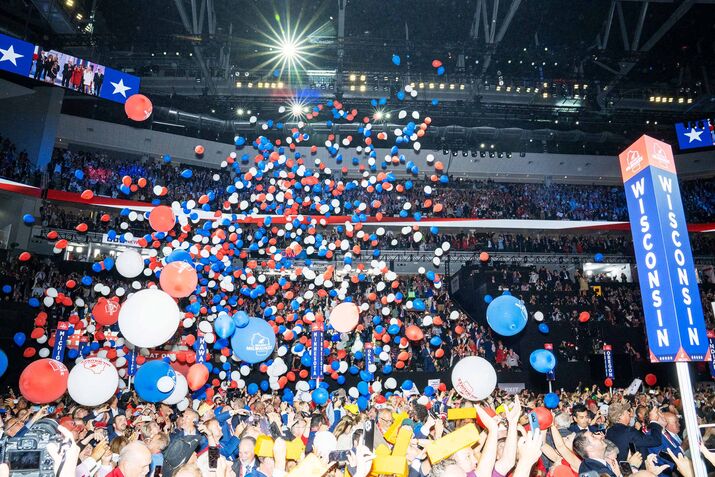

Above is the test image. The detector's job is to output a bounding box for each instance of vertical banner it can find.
[127,350,137,376]
[311,323,324,380]
[196,334,207,364]
[603,345,615,379]
[708,331,715,379]
[51,322,70,361]
[365,342,375,381]
[544,343,555,381]
[619,135,709,362]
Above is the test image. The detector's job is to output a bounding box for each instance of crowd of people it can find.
[0,145,710,224]
[0,381,713,477]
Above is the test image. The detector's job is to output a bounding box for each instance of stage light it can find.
[349,74,356,81]
[76,12,83,20]
[66,0,74,6]
[291,103,303,116]
[373,110,384,121]
[237,108,244,115]
[462,150,468,157]
[480,143,485,148]
[506,152,512,158]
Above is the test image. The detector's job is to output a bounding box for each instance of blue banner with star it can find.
[100,66,141,104]
[0,33,35,76]
[674,119,714,151]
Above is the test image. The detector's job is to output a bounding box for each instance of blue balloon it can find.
[357,381,369,395]
[0,350,7,377]
[2,285,11,294]
[247,383,259,395]
[412,298,426,311]
[424,386,435,397]
[230,318,276,364]
[312,388,329,405]
[135,360,177,402]
[165,249,193,264]
[391,54,401,66]
[538,323,550,334]
[74,169,84,180]
[181,169,193,179]
[594,253,604,263]
[214,313,236,339]
[233,311,250,328]
[22,214,35,225]
[357,396,368,411]
[429,336,442,347]
[530,349,556,374]
[486,295,528,336]
[402,380,414,391]
[484,294,493,304]
[544,392,560,409]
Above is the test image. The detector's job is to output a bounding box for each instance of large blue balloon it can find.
[214,313,236,339]
[230,318,276,364]
[544,392,560,409]
[486,295,528,336]
[135,360,177,402]
[530,349,556,374]
[0,350,7,377]
[312,388,329,405]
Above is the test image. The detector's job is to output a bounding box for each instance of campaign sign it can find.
[619,135,708,362]
[603,345,614,379]
[51,321,70,361]
[544,343,555,381]
[196,334,207,364]
[311,323,324,380]
[708,331,715,378]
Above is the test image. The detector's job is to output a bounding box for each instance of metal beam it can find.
[481,0,489,43]
[616,1,630,51]
[489,0,500,44]
[631,1,649,51]
[606,0,695,92]
[207,0,216,35]
[173,0,215,94]
[190,0,198,34]
[198,0,206,36]
[335,0,347,96]
[470,0,484,40]
[601,0,616,50]
[481,0,521,75]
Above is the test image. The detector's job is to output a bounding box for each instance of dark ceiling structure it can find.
[2,0,715,155]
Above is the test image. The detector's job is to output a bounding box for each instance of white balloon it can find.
[385,377,397,389]
[534,311,544,322]
[157,376,176,393]
[38,348,50,358]
[46,288,58,298]
[452,356,497,401]
[372,381,382,393]
[348,387,359,398]
[67,358,119,406]
[177,398,190,412]
[162,372,188,405]
[43,296,54,307]
[118,289,180,348]
[116,250,144,278]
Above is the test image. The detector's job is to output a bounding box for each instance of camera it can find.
[0,419,64,476]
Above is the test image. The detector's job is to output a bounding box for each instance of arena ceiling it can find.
[2,0,715,153]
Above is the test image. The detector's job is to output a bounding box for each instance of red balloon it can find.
[645,373,657,386]
[149,205,176,233]
[479,252,490,262]
[92,297,121,326]
[533,406,554,430]
[160,261,198,298]
[431,59,443,68]
[194,145,205,155]
[124,94,153,122]
[80,189,94,200]
[405,325,424,342]
[578,311,591,323]
[187,363,209,391]
[19,358,69,404]
[18,252,31,262]
[604,378,613,387]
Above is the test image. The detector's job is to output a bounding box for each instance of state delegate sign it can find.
[620,135,708,362]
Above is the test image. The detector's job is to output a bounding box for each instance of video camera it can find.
[0,419,64,476]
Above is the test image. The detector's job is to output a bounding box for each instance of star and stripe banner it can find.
[0,32,140,104]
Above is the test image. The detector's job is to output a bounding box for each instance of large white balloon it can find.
[162,372,188,405]
[115,250,145,278]
[452,356,497,401]
[118,289,180,348]
[67,358,119,406]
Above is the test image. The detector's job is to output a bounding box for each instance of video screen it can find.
[28,46,105,97]
[7,450,41,470]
